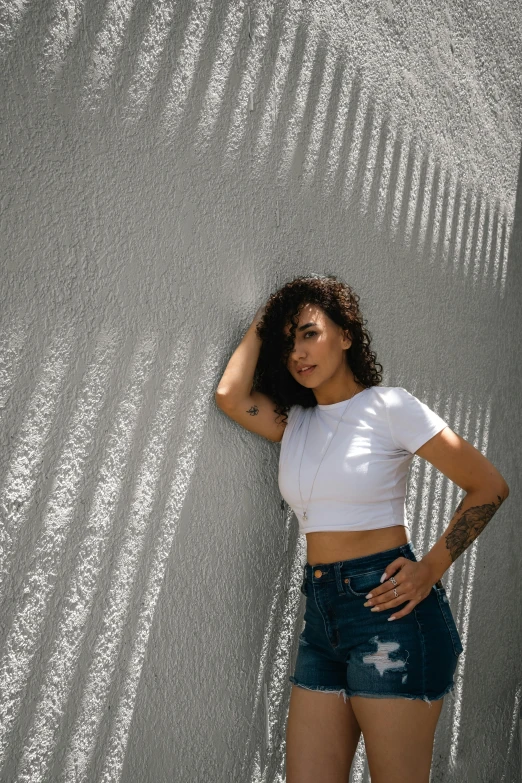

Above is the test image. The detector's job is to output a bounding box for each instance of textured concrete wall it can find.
[0,1,520,781]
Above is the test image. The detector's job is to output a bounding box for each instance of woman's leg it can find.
[349,694,444,783]
[285,685,361,783]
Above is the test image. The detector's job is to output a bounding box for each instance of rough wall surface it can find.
[0,1,520,781]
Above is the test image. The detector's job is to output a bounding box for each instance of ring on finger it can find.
[389,575,399,599]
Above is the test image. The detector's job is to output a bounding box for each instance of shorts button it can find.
[314,569,323,578]
[344,578,349,583]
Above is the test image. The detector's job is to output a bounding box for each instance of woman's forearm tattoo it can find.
[445,493,507,562]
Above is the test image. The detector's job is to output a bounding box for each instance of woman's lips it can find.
[298,365,316,375]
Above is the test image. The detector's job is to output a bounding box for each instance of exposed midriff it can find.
[305,525,409,565]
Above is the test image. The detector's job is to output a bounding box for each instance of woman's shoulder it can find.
[363,386,417,417]
[369,385,411,402]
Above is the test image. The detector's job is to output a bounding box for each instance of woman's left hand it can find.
[363,558,437,620]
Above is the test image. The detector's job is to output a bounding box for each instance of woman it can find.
[214,274,509,783]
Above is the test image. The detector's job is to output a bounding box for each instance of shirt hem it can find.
[300,521,408,534]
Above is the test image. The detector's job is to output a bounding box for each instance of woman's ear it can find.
[342,329,352,349]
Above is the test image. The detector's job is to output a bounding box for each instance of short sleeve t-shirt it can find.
[278,386,448,534]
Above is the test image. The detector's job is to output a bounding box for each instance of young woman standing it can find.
[215,275,509,783]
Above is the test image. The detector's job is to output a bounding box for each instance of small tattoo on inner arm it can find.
[446,493,506,562]
[246,405,259,416]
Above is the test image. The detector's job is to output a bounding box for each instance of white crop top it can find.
[278,386,448,534]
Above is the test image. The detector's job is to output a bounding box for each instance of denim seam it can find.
[310,580,331,645]
[412,603,427,698]
[344,568,385,597]
[435,591,463,657]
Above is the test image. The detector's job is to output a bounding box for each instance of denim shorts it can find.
[289,542,463,705]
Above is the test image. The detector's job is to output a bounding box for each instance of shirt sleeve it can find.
[384,387,448,454]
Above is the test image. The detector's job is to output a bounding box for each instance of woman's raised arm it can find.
[215,305,287,443]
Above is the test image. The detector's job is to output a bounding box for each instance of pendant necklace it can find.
[297,387,363,522]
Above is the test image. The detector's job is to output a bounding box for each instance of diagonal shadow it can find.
[0,3,519,783]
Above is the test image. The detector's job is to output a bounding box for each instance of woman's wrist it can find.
[251,305,266,337]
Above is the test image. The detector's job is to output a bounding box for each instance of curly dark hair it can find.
[253,274,383,425]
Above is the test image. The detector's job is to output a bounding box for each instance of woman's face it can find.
[283,303,351,387]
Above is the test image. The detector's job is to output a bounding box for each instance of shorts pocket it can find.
[434,585,463,657]
[300,573,308,596]
[343,568,385,598]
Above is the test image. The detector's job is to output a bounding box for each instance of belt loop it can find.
[401,542,416,561]
[334,562,343,595]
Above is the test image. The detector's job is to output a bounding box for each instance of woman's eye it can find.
[304,331,316,338]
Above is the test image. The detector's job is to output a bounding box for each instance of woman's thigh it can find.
[350,694,444,783]
[285,685,361,783]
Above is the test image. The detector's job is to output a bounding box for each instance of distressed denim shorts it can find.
[289,542,463,705]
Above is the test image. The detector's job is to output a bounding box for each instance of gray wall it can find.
[0,1,520,781]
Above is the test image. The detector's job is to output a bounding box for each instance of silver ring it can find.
[389,575,398,598]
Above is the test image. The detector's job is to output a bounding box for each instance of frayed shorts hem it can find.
[289,676,350,702]
[289,676,456,705]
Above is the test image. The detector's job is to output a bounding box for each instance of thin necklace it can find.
[297,386,363,522]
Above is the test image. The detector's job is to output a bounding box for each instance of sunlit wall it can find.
[0,1,520,782]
